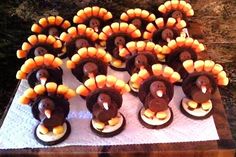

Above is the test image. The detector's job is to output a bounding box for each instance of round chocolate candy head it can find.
[179,50,192,62]
[86,88,122,113]
[34,47,48,56]
[75,38,90,50]
[171,10,183,20]
[89,18,100,32]
[148,98,168,113]
[36,69,49,80]
[161,28,174,41]
[97,93,112,106]
[48,27,59,37]
[83,62,98,77]
[139,76,174,104]
[114,36,126,47]
[150,81,167,98]
[36,69,49,83]
[134,54,148,69]
[196,75,211,93]
[131,18,142,29]
[38,98,55,118]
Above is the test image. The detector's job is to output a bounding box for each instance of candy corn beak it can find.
[118,45,123,51]
[156,90,163,97]
[88,73,95,78]
[40,77,47,85]
[201,86,207,94]
[44,109,51,119]
[103,102,109,110]
[166,37,171,42]
[94,27,99,33]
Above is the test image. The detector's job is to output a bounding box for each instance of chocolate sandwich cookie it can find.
[86,88,122,112]
[60,24,99,59]
[72,58,107,83]
[90,113,126,137]
[66,37,94,59]
[182,72,217,100]
[138,107,173,129]
[180,98,213,120]
[73,6,113,33]
[99,22,141,71]
[34,120,71,146]
[16,54,64,88]
[16,34,62,59]
[126,53,157,75]
[76,75,130,137]
[138,76,174,104]
[31,16,71,37]
[27,67,62,88]
[158,1,194,26]
[106,33,132,71]
[19,83,76,145]
[143,17,186,46]
[120,8,156,32]
[180,59,229,119]
[31,95,69,121]
[66,47,112,83]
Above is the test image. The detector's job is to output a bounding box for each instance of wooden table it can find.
[0,81,235,157]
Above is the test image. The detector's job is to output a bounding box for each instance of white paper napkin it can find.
[0,60,219,149]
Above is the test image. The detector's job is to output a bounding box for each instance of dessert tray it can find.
[0,1,234,154]
[0,62,219,149]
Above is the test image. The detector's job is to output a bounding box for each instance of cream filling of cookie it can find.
[129,80,139,93]
[140,107,171,126]
[182,98,213,117]
[92,113,124,133]
[36,123,67,142]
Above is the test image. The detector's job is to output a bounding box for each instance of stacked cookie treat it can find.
[15,2,229,145]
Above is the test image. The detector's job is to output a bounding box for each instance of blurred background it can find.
[0,0,235,142]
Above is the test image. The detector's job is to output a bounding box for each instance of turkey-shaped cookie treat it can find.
[19,83,76,145]
[181,60,229,119]
[76,75,130,137]
[161,37,205,83]
[31,16,71,38]
[60,24,99,59]
[143,17,186,46]
[131,64,180,128]
[17,34,62,59]
[158,0,194,23]
[66,47,112,83]
[73,6,113,33]
[120,8,156,32]
[99,22,141,71]
[16,54,63,88]
[120,41,162,76]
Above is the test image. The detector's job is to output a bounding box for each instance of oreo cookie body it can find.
[138,107,173,129]
[126,53,157,75]
[182,72,217,100]
[71,58,108,83]
[180,98,213,120]
[34,120,71,146]
[27,67,63,88]
[90,113,126,137]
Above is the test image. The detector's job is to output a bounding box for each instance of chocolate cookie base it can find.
[180,99,213,120]
[138,108,173,129]
[34,120,71,146]
[90,113,126,137]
